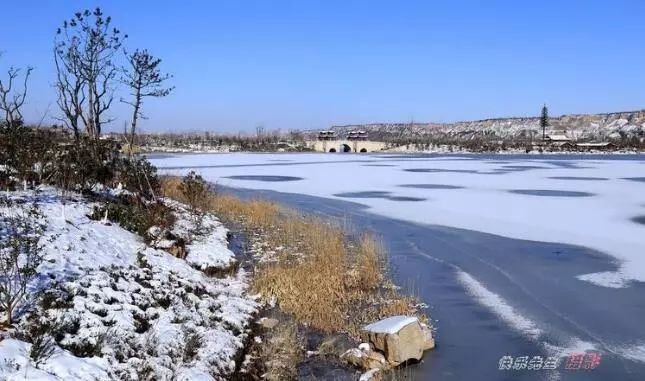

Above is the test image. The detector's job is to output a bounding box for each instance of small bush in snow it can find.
[14,315,59,366]
[0,199,45,325]
[181,325,203,363]
[114,157,161,200]
[90,196,175,239]
[178,171,210,228]
[28,330,57,366]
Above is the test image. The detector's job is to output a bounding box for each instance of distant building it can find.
[347,130,368,140]
[317,130,337,141]
[543,134,571,143]
[27,124,72,138]
[576,142,615,151]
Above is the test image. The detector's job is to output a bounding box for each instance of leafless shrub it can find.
[181,325,203,363]
[0,64,32,129]
[0,199,45,326]
[28,331,57,366]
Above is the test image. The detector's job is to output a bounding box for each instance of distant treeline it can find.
[121,130,311,152]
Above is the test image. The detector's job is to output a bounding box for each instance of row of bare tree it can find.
[2,8,173,158]
[0,9,176,327]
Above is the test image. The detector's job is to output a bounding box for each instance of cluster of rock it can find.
[341,316,435,379]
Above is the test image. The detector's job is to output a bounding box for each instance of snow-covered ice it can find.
[151,153,645,288]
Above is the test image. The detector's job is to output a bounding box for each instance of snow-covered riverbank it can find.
[0,188,257,380]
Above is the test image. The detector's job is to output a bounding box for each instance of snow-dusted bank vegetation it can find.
[0,188,257,380]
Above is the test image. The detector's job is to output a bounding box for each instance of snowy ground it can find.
[151,153,645,288]
[0,188,257,380]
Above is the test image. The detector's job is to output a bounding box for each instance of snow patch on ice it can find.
[456,270,542,340]
[576,271,631,289]
[609,343,645,363]
[542,338,597,358]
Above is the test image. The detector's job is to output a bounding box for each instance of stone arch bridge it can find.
[306,140,387,153]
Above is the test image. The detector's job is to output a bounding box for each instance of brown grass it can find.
[356,234,384,291]
[253,217,349,331]
[160,176,426,336]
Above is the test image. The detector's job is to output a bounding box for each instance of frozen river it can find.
[151,153,645,380]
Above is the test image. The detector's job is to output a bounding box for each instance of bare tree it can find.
[0,65,33,129]
[54,44,85,140]
[0,200,44,325]
[121,49,173,156]
[54,8,125,142]
[256,125,265,139]
[0,59,35,190]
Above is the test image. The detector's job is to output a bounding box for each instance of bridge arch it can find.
[306,140,387,152]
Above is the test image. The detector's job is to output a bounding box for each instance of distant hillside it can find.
[312,110,645,143]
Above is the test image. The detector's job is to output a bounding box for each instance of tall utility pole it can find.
[540,104,549,141]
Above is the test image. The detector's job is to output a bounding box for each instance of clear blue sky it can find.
[1,1,644,133]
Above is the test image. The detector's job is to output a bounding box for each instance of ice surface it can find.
[152,153,645,288]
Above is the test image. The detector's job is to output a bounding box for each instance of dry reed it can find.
[160,176,426,336]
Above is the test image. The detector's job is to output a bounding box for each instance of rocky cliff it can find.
[320,110,645,142]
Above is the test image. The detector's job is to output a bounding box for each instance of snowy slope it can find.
[0,189,257,381]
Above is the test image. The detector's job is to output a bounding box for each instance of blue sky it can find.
[1,1,644,133]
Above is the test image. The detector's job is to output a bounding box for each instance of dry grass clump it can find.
[356,234,385,291]
[159,176,184,200]
[161,176,281,229]
[254,219,348,331]
[207,191,281,230]
[160,176,426,337]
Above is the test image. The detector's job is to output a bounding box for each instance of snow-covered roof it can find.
[545,134,571,141]
[577,142,612,147]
